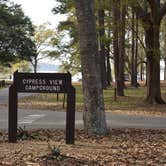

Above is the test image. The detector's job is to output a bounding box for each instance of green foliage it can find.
[30,23,61,72]
[52,0,74,14]
[11,60,32,72]
[52,1,81,74]
[0,0,36,66]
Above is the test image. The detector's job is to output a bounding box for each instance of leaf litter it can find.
[0,128,165,165]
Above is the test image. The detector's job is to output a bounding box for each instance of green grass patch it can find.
[19,83,166,113]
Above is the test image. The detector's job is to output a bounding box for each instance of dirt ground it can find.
[0,128,166,166]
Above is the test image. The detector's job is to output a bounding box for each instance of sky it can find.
[11,0,81,79]
[12,0,65,68]
[13,0,65,28]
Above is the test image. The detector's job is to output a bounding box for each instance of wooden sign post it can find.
[8,71,76,144]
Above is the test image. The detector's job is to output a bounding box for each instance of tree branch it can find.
[126,12,146,52]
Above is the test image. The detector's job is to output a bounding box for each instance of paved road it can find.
[0,87,35,104]
[0,88,166,130]
[0,88,8,104]
[0,109,166,130]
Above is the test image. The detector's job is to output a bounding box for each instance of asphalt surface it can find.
[0,108,166,130]
[0,88,166,130]
[0,87,35,104]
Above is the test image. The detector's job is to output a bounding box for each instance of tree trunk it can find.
[75,0,107,135]
[117,0,126,95]
[34,57,37,73]
[98,5,107,89]
[145,60,147,86]
[145,23,165,104]
[164,58,166,80]
[128,0,166,105]
[113,0,119,86]
[140,62,143,81]
[134,14,139,86]
[106,46,112,86]
[106,10,112,86]
[106,58,112,85]
[131,9,138,87]
[113,0,124,96]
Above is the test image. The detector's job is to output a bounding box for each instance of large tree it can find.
[160,16,166,80]
[130,8,138,87]
[75,0,107,135]
[129,0,166,104]
[52,0,81,74]
[97,0,107,88]
[0,0,36,66]
[113,0,126,96]
[30,23,58,73]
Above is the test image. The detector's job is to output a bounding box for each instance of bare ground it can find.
[0,128,166,165]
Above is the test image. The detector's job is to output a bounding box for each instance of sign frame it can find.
[8,71,76,144]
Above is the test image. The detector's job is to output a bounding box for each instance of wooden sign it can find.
[8,71,76,144]
[14,72,71,93]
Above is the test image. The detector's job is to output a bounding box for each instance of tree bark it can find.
[106,57,112,85]
[75,0,107,135]
[134,14,139,86]
[118,0,126,95]
[98,4,107,89]
[106,11,112,86]
[106,45,112,86]
[113,0,119,85]
[140,62,143,81]
[145,22,165,104]
[129,0,166,104]
[131,9,138,87]
[164,58,166,80]
[131,8,135,86]
[34,57,37,73]
[113,0,124,96]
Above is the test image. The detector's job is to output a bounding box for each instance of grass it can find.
[103,86,146,110]
[19,81,166,115]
